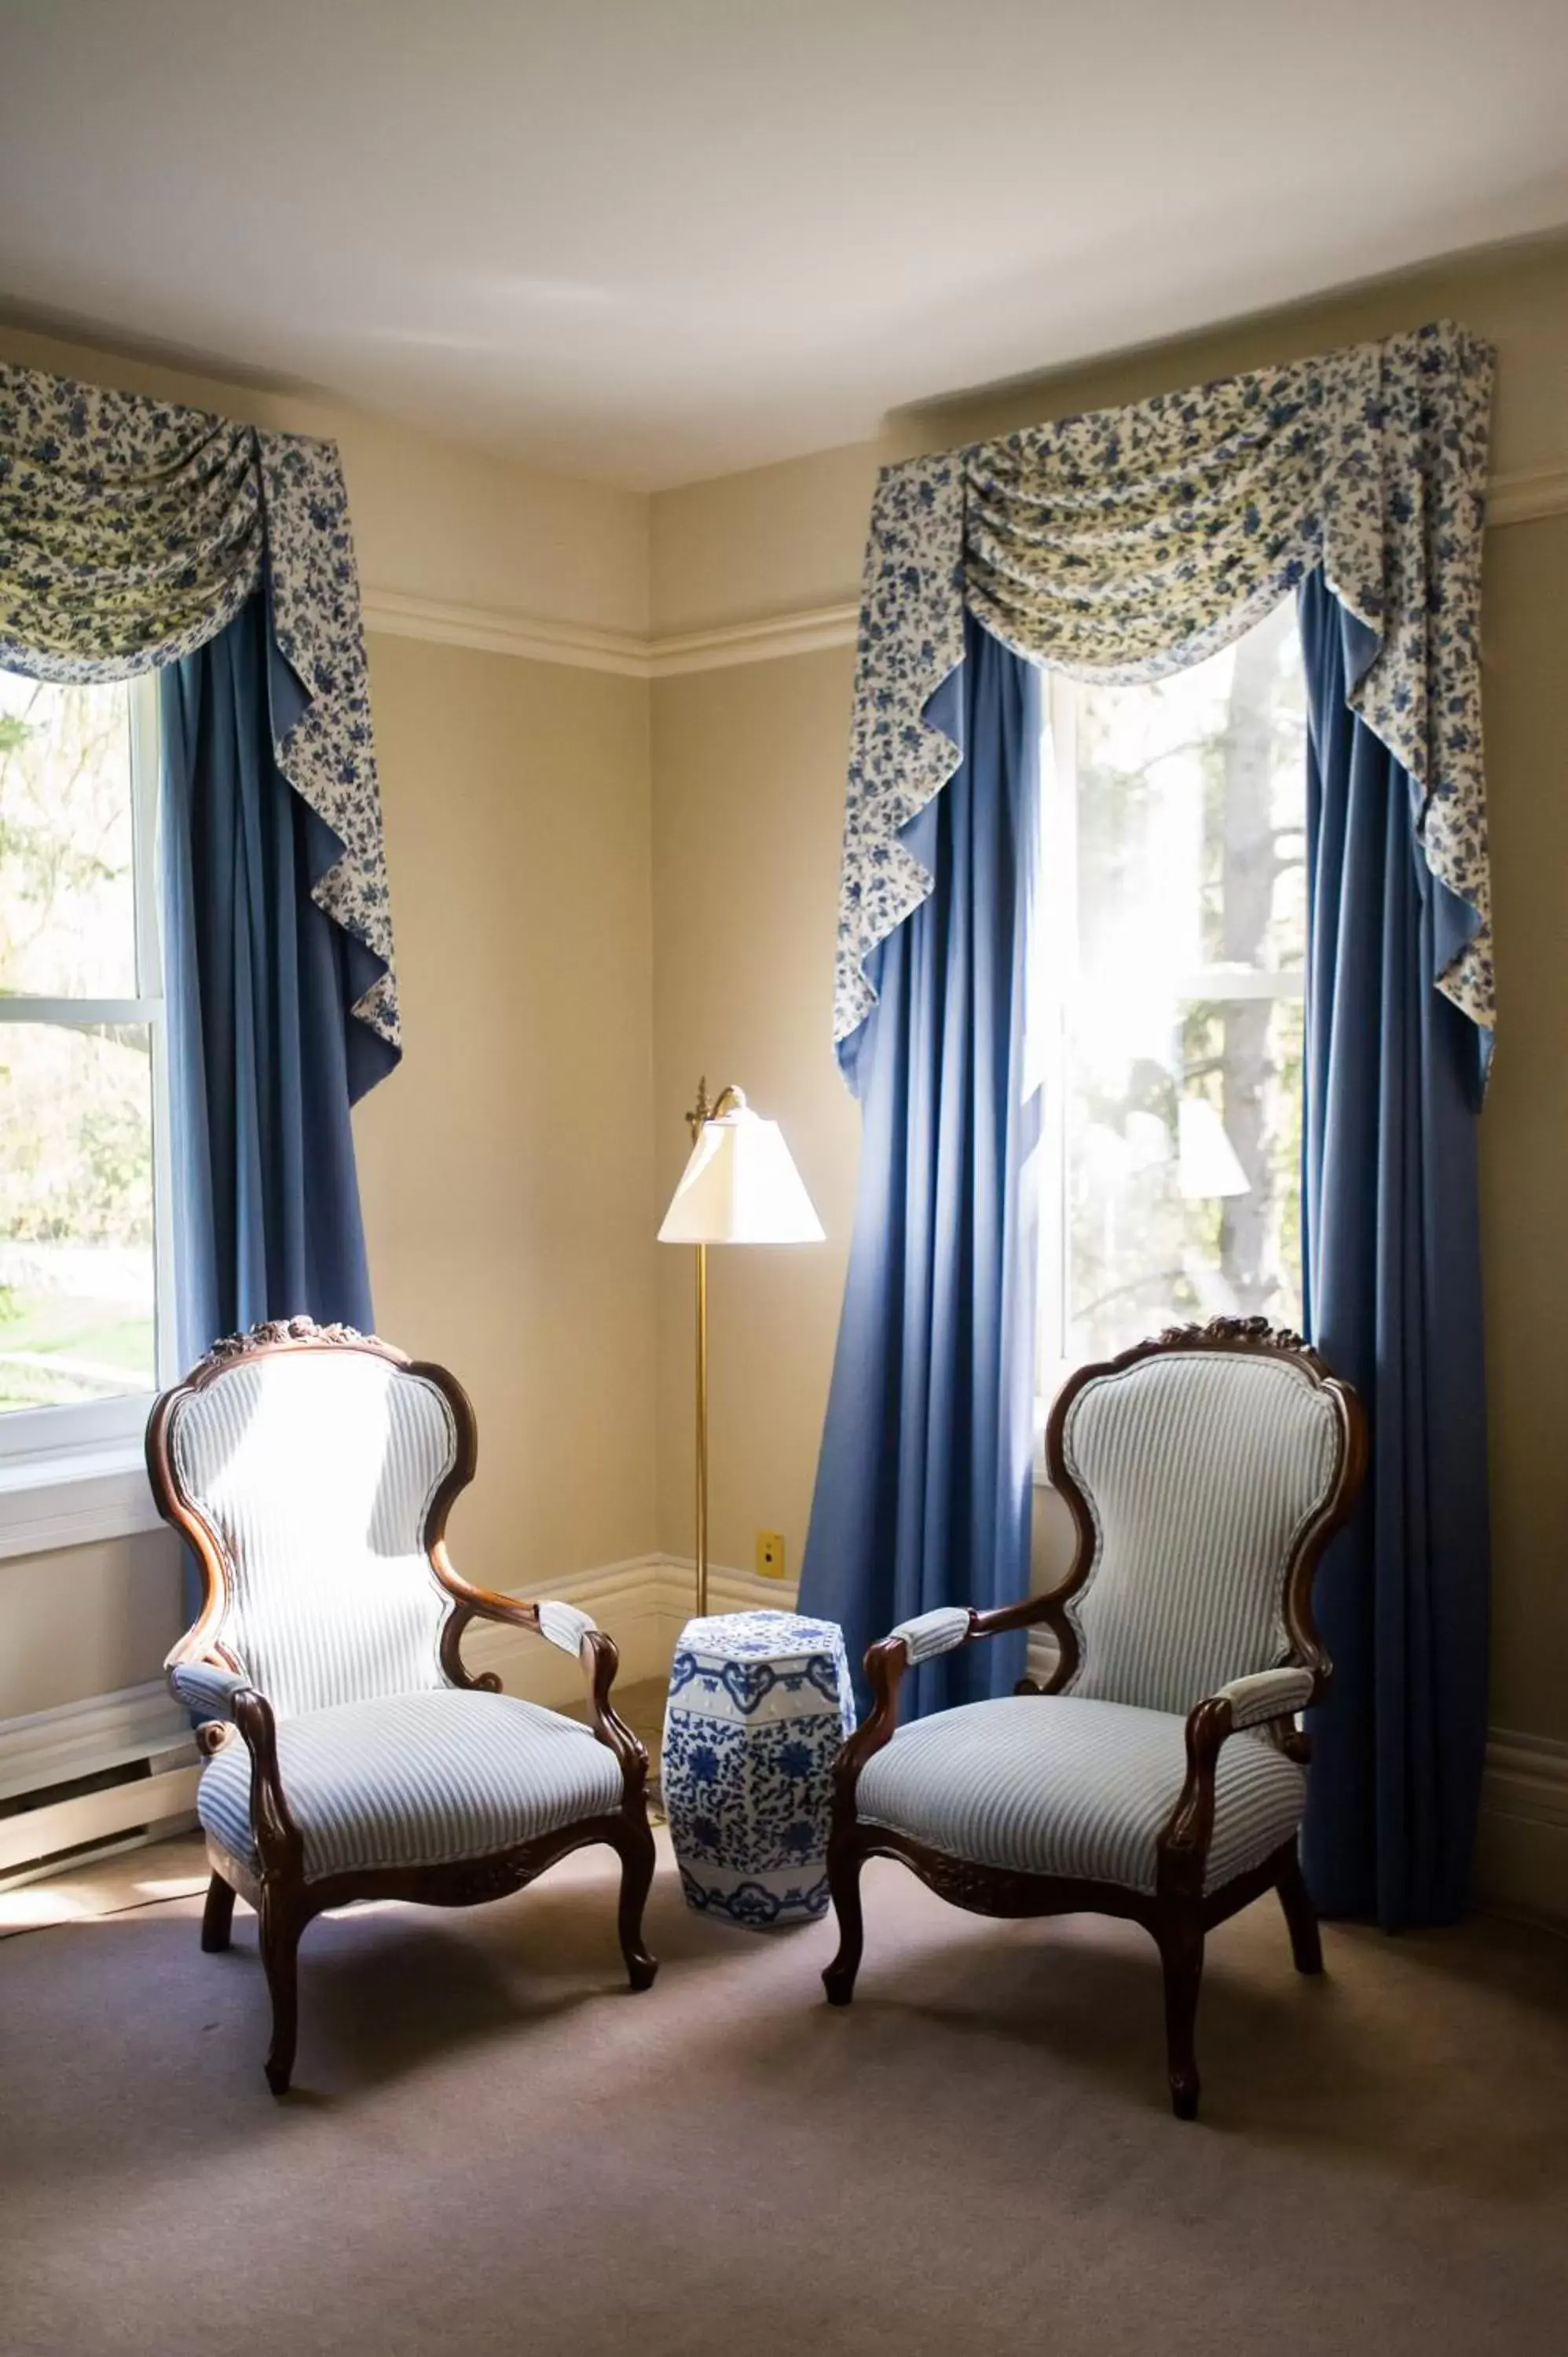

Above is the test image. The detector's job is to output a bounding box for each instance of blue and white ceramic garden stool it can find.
[661,1610,855,1929]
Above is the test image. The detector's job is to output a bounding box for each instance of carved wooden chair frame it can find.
[822,1316,1367,2119]
[150,1317,658,2095]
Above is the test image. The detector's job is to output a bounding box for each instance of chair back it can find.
[150,1324,471,1720]
[1050,1327,1357,1717]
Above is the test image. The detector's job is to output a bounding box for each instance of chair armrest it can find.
[168,1660,252,1725]
[537,1600,597,1656]
[434,1569,645,1792]
[167,1658,302,1872]
[833,1604,993,1802]
[1158,1667,1317,1897]
[1213,1667,1314,1729]
[435,1571,595,1652]
[887,1606,974,1663]
[434,1568,596,1684]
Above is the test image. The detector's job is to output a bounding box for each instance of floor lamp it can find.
[658,1080,824,1618]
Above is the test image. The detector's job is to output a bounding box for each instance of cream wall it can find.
[2,1534,184,1724]
[0,323,658,1723]
[647,238,1568,1806]
[357,635,657,1593]
[651,442,882,639]
[651,650,860,1584]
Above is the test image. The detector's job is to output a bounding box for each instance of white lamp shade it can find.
[1177,1097,1251,1200]
[658,1105,825,1245]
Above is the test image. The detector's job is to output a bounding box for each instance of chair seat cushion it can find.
[855,1694,1305,1896]
[198,1688,626,1883]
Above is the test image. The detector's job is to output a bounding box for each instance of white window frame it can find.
[0,675,176,1555]
[1034,669,1306,1475]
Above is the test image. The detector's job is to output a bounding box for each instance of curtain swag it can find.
[835,320,1495,1062]
[0,359,398,1059]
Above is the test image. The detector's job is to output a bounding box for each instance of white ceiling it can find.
[2,0,1566,489]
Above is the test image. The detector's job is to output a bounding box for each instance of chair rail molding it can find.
[359,458,1568,680]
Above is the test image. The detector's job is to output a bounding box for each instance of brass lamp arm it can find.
[686,1076,747,1138]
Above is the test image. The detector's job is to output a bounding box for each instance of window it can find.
[0,669,174,1465]
[1035,600,1306,1409]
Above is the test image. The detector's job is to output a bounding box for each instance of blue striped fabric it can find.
[197,1688,625,1881]
[856,1694,1305,1895]
[1061,1353,1341,1715]
[168,1661,250,1721]
[1218,1667,1315,1728]
[169,1351,459,1720]
[890,1607,972,1663]
[538,1600,594,1655]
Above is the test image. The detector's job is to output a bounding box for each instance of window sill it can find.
[0,1441,163,1563]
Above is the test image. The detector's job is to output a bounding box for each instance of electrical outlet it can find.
[757,1530,786,1580]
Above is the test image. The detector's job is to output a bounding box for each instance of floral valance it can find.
[836,320,1494,1056]
[0,360,397,1059]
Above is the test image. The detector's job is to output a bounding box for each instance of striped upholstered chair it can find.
[151,1318,656,2095]
[822,1318,1365,2118]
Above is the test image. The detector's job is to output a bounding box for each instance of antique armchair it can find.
[822,1318,1366,2119]
[149,1318,657,2095]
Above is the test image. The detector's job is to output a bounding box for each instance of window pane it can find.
[1050,599,1307,1376]
[1063,995,1304,1369]
[0,671,138,998]
[1073,600,1306,983]
[0,1022,155,1410]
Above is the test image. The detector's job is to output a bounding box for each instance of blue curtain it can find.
[159,588,387,1384]
[1298,569,1491,1929]
[799,614,1041,1714]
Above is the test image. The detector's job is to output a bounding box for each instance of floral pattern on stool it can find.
[661,1610,855,1929]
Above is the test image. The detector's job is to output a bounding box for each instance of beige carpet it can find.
[2,1829,1566,2357]
[0,1835,211,1937]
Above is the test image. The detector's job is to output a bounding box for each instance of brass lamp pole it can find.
[658,1076,825,1625]
[686,1077,743,1619]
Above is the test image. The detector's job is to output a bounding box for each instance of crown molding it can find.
[362,455,1564,683]
[650,603,860,676]
[361,588,651,676]
[1484,462,1568,530]
[361,585,861,677]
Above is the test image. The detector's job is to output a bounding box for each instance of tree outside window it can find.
[1037,601,1306,1393]
[0,669,170,1422]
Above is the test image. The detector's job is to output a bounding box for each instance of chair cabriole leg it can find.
[258,1882,304,2096]
[614,1815,658,1992]
[1155,1904,1205,2121]
[822,1833,866,2006]
[201,1871,236,1953]
[1276,1846,1324,1974]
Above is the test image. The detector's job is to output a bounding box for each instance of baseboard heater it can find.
[0,1681,200,1887]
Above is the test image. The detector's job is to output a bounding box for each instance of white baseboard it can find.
[0,1678,200,1879]
[5,1561,1564,1925]
[0,1678,193,1806]
[1475,1729,1568,1926]
[654,1552,798,1641]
